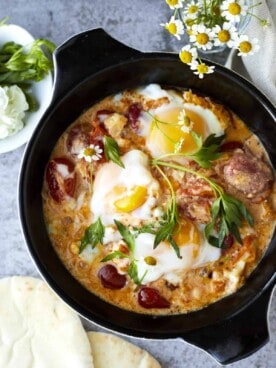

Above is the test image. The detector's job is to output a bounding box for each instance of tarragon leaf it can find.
[168,235,182,259]
[0,39,56,84]
[114,220,135,253]
[101,251,129,263]
[128,261,147,286]
[79,217,105,253]
[103,136,125,168]
[153,221,175,248]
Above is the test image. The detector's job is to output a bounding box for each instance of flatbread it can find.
[87,331,161,368]
[0,276,93,368]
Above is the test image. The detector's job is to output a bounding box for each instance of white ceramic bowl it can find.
[0,24,53,154]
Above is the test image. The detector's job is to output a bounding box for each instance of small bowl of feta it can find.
[0,24,54,153]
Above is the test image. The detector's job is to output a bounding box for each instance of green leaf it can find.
[230,222,242,245]
[153,221,175,248]
[20,86,38,111]
[133,223,157,235]
[79,217,105,253]
[153,207,181,259]
[128,261,146,286]
[127,261,140,285]
[0,16,9,26]
[114,220,135,253]
[101,251,129,263]
[218,216,229,247]
[207,235,220,248]
[191,131,202,147]
[203,133,225,148]
[239,202,254,227]
[103,136,125,168]
[168,235,182,259]
[223,200,242,228]
[204,219,216,240]
[205,190,253,248]
[190,133,225,168]
[210,197,221,220]
[0,39,56,84]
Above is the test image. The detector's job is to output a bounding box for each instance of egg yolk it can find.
[173,219,200,246]
[148,107,206,155]
[113,185,148,212]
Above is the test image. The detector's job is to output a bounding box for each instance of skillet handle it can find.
[182,283,275,365]
[52,28,143,102]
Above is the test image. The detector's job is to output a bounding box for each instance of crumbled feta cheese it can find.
[0,85,29,139]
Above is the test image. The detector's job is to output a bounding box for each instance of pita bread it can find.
[87,331,161,368]
[0,276,93,368]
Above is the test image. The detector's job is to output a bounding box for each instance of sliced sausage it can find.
[223,150,273,199]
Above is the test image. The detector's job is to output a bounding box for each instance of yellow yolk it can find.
[148,107,205,155]
[173,219,200,246]
[113,185,148,212]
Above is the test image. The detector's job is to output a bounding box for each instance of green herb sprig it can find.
[149,112,225,168]
[79,217,105,253]
[132,163,181,259]
[103,136,125,168]
[152,164,181,258]
[101,220,146,285]
[152,159,253,248]
[189,132,225,168]
[0,39,55,84]
[155,133,225,169]
[205,192,254,248]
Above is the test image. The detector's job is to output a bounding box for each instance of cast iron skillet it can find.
[19,29,276,365]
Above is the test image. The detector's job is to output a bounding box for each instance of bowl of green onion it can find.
[0,22,55,153]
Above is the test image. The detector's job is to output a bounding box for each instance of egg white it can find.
[134,232,221,284]
[135,84,225,159]
[90,149,161,227]
[183,102,225,137]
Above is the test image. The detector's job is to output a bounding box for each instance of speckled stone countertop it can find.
[0,1,275,367]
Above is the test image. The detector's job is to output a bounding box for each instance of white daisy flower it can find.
[190,61,215,79]
[179,44,198,65]
[190,24,214,50]
[78,144,103,162]
[221,0,248,23]
[236,35,260,56]
[213,23,238,47]
[178,110,194,133]
[165,0,183,10]
[161,16,184,40]
[183,1,201,20]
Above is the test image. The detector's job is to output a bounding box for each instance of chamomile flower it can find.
[221,0,248,23]
[161,16,184,40]
[190,24,214,50]
[236,35,260,56]
[161,0,265,79]
[183,1,201,20]
[260,19,269,29]
[178,110,193,133]
[190,61,215,79]
[213,22,238,47]
[165,0,183,10]
[78,144,103,162]
[179,45,198,65]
